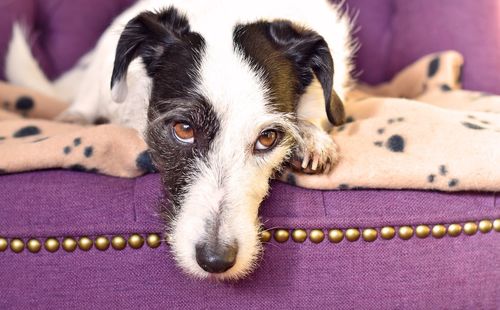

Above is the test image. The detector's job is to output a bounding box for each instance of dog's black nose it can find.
[195,242,238,273]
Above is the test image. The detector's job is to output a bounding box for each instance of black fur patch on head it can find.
[111,6,205,98]
[15,96,34,111]
[13,126,41,138]
[428,57,440,77]
[147,97,220,208]
[233,20,345,125]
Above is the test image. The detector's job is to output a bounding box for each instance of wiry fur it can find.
[5,0,355,280]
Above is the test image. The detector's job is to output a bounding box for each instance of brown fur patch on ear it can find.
[327,90,346,126]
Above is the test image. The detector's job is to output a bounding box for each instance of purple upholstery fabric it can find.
[1,171,499,308]
[1,0,500,308]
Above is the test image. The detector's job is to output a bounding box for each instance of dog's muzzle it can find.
[195,242,238,273]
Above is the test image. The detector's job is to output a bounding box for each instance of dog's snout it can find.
[195,242,238,273]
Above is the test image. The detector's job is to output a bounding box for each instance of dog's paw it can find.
[55,110,91,125]
[290,121,339,174]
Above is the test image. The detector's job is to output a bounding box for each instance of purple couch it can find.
[1,0,499,308]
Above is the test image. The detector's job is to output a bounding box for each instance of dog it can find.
[6,0,355,280]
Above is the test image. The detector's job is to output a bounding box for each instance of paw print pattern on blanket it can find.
[427,165,459,188]
[373,117,406,152]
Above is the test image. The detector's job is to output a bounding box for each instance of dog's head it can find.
[110,7,344,280]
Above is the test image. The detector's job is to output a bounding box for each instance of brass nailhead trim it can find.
[447,224,462,237]
[398,226,414,240]
[291,229,307,243]
[345,229,360,242]
[328,229,344,243]
[128,234,144,249]
[432,225,447,238]
[1,218,498,253]
[415,225,431,238]
[274,229,289,243]
[45,238,60,253]
[260,231,272,243]
[112,236,127,250]
[27,239,42,253]
[95,236,110,251]
[0,237,7,252]
[146,234,162,248]
[380,227,396,240]
[10,239,24,253]
[62,238,78,252]
[479,220,493,233]
[78,237,93,251]
[494,219,500,232]
[309,230,325,244]
[463,222,478,236]
[362,228,377,242]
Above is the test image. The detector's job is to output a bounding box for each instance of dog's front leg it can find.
[291,80,344,174]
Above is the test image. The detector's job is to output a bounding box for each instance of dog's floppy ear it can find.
[268,21,345,126]
[110,8,191,103]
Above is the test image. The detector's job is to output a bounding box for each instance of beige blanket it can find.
[1,51,499,191]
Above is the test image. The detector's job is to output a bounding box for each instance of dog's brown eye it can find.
[255,129,279,152]
[172,122,195,144]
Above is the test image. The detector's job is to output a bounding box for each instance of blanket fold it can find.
[1,51,499,191]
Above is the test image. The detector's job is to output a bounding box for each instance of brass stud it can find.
[345,228,360,242]
[494,219,500,232]
[128,234,145,249]
[110,236,127,250]
[45,238,60,253]
[447,224,462,237]
[398,226,414,240]
[95,236,110,251]
[415,225,430,238]
[0,237,7,252]
[78,237,93,251]
[463,222,478,236]
[309,229,325,244]
[380,227,396,240]
[362,228,378,242]
[328,229,344,243]
[10,238,24,253]
[274,229,290,243]
[62,238,77,252]
[291,229,307,243]
[260,230,272,242]
[478,220,493,233]
[432,225,447,238]
[147,234,162,248]
[27,239,42,253]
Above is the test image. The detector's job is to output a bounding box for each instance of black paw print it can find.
[461,115,500,132]
[427,165,459,188]
[373,117,406,153]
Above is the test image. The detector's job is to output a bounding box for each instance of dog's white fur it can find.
[6,0,355,280]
